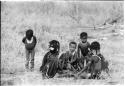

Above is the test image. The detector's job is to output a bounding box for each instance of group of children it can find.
[22,29,109,79]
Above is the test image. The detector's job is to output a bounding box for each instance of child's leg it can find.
[83,59,87,69]
[30,49,35,70]
[42,65,48,79]
[25,49,30,70]
[75,58,81,71]
[79,58,84,69]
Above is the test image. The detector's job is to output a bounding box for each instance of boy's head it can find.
[69,41,77,53]
[49,40,60,54]
[90,41,100,55]
[80,32,88,43]
[26,29,33,40]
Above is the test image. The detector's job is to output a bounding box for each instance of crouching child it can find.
[75,41,109,79]
[59,41,79,74]
[77,32,91,69]
[39,40,60,78]
[89,41,110,78]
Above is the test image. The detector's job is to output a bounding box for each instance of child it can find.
[76,41,108,79]
[40,40,60,78]
[59,41,79,73]
[89,41,110,78]
[22,29,37,71]
[88,41,102,79]
[77,32,90,69]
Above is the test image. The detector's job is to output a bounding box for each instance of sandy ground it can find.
[1,68,123,86]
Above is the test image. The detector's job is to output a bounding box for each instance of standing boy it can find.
[22,29,37,71]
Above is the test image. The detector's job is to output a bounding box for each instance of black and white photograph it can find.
[1,0,124,85]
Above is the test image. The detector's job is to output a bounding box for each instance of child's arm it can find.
[87,42,91,51]
[77,44,81,58]
[75,60,92,76]
[33,36,37,44]
[22,37,26,44]
[70,58,76,64]
[59,53,67,64]
[100,54,105,61]
[59,54,64,62]
[59,53,66,69]
[41,52,50,67]
[69,53,77,64]
[75,55,93,77]
[40,52,50,71]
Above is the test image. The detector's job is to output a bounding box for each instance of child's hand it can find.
[67,63,71,69]
[74,73,79,79]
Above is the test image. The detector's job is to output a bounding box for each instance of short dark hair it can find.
[90,41,100,50]
[80,32,88,39]
[69,41,77,47]
[49,40,60,47]
[49,40,60,54]
[26,29,33,39]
